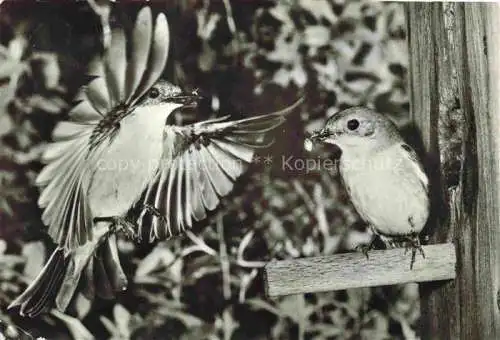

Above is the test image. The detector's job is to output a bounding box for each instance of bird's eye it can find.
[347,119,359,131]
[149,88,160,99]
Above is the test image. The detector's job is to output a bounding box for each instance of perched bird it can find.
[306,107,429,269]
[9,7,302,317]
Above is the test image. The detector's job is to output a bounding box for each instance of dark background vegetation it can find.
[0,1,418,339]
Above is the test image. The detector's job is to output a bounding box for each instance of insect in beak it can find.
[304,129,330,151]
[170,88,203,108]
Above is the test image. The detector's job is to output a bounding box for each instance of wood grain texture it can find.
[408,3,500,339]
[264,244,455,297]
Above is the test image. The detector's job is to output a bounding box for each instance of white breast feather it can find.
[87,104,179,217]
[339,144,429,236]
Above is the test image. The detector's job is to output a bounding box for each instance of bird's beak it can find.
[308,128,335,144]
[304,128,335,152]
[305,128,342,156]
[170,89,203,108]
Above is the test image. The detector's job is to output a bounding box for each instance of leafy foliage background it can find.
[0,1,419,339]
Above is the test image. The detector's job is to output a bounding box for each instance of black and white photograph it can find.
[0,0,498,339]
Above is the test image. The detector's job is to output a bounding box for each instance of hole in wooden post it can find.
[497,289,500,311]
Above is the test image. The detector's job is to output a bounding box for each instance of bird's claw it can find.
[405,234,425,270]
[93,216,137,240]
[355,238,376,260]
[142,204,168,224]
[355,244,371,259]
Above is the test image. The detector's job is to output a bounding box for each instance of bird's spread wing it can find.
[137,98,304,241]
[400,143,428,191]
[37,7,169,250]
[37,131,94,249]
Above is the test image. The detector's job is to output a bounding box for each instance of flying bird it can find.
[9,7,303,317]
[307,107,429,269]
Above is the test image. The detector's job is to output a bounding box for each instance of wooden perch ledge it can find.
[264,243,456,297]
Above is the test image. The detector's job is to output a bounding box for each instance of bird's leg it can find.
[93,216,137,240]
[405,217,425,270]
[405,234,425,270]
[142,203,168,224]
[355,235,377,260]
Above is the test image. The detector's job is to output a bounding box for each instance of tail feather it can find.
[94,254,115,299]
[90,235,127,300]
[8,247,67,317]
[101,234,128,293]
[81,255,96,301]
[9,228,128,317]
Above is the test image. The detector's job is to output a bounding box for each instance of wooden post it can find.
[407,3,500,339]
[264,244,455,297]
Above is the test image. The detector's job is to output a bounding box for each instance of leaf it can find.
[277,295,312,327]
[272,68,292,87]
[267,32,300,64]
[100,316,118,336]
[179,324,217,340]
[313,60,339,91]
[26,95,67,114]
[186,265,221,281]
[196,11,221,41]
[198,42,216,72]
[75,293,92,319]
[21,241,45,280]
[134,244,182,284]
[86,0,113,49]
[156,306,204,328]
[113,304,131,338]
[398,317,418,340]
[51,310,94,340]
[298,0,338,24]
[345,288,371,318]
[12,143,46,165]
[218,307,239,339]
[0,255,25,267]
[308,324,343,337]
[100,304,138,340]
[31,53,61,89]
[246,298,284,317]
[238,269,258,302]
[237,231,254,259]
[0,198,13,218]
[290,62,307,87]
[0,37,27,115]
[0,113,13,137]
[303,26,330,47]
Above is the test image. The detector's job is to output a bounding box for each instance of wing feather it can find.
[86,59,110,114]
[206,143,243,180]
[35,8,171,250]
[138,97,303,241]
[125,7,153,101]
[199,146,233,196]
[105,28,127,104]
[163,158,178,238]
[212,140,254,163]
[188,148,207,222]
[400,143,428,190]
[68,96,102,122]
[53,122,93,141]
[192,147,218,211]
[41,140,79,163]
[182,153,193,227]
[176,155,185,231]
[131,13,169,104]
[38,140,84,208]
[152,163,170,239]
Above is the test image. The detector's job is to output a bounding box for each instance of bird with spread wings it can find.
[9,7,303,317]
